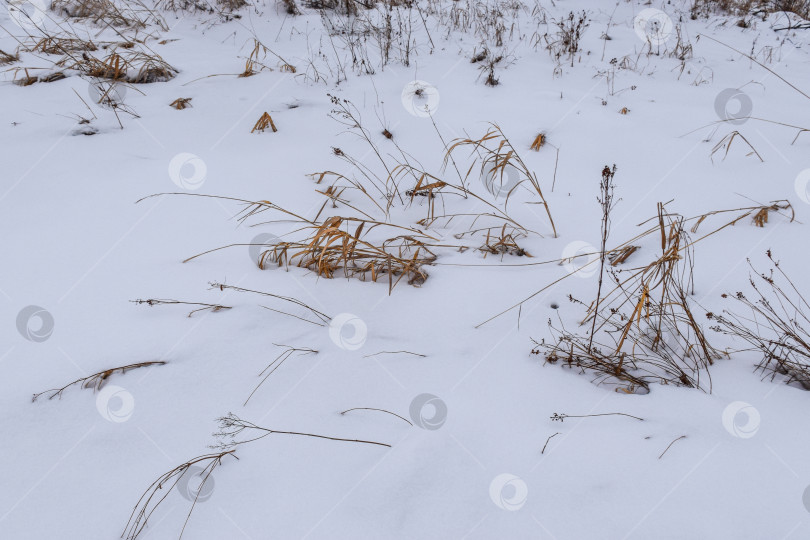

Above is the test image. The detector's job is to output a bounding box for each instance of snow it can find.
[1,0,810,538]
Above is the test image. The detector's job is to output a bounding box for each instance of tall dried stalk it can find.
[588,165,617,353]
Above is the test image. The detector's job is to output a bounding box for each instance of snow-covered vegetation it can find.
[2,0,810,538]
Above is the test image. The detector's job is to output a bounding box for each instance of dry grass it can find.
[534,204,720,393]
[57,46,177,83]
[160,0,248,12]
[251,112,277,133]
[691,0,810,20]
[53,0,167,29]
[170,97,192,109]
[445,123,557,236]
[530,133,545,151]
[239,39,271,77]
[123,450,237,540]
[709,251,810,390]
[0,49,19,66]
[30,36,97,55]
[208,282,331,326]
[608,245,640,266]
[711,131,764,163]
[244,345,318,405]
[518,198,794,390]
[131,298,231,317]
[478,225,531,258]
[124,410,388,539]
[261,216,438,291]
[32,361,166,401]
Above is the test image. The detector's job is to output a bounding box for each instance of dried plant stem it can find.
[216,414,391,448]
[123,451,238,540]
[209,282,331,324]
[658,435,686,459]
[131,298,231,317]
[550,412,644,422]
[588,165,616,354]
[244,345,318,406]
[541,432,561,454]
[340,407,413,426]
[33,361,165,401]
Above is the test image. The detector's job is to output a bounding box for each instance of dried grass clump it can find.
[521,199,795,392]
[30,37,97,55]
[534,204,720,393]
[261,216,437,291]
[170,97,192,109]
[0,49,19,66]
[59,47,177,83]
[52,0,167,29]
[159,0,247,11]
[709,251,810,390]
[530,133,545,151]
[479,225,531,258]
[691,0,810,20]
[251,112,277,133]
[9,66,68,85]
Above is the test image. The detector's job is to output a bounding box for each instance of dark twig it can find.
[131,298,231,317]
[551,412,644,422]
[362,350,426,358]
[340,407,413,426]
[214,413,391,448]
[209,282,331,323]
[541,432,561,454]
[244,345,318,406]
[658,435,686,459]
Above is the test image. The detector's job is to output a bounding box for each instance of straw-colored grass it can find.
[252,112,277,133]
[262,216,438,291]
[170,97,192,109]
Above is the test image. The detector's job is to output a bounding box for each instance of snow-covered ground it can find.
[2,0,810,538]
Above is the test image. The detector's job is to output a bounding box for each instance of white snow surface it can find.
[2,1,810,538]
